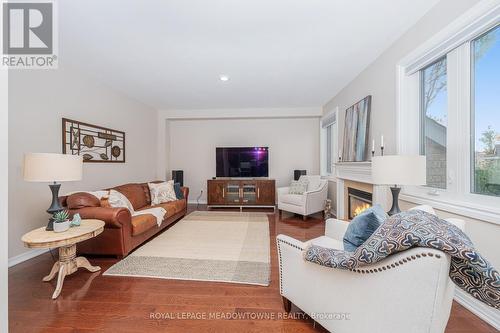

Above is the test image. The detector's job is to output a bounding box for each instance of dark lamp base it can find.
[387,186,401,216]
[46,183,63,231]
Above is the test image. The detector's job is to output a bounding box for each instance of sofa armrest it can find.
[181,187,189,202]
[303,182,328,215]
[277,186,290,198]
[277,234,306,251]
[276,234,307,296]
[303,181,328,195]
[69,206,132,229]
[325,218,349,241]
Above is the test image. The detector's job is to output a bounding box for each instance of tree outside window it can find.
[421,57,447,189]
[472,25,500,197]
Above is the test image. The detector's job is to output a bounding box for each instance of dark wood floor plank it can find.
[8,204,495,332]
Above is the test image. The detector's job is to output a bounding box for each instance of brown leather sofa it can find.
[61,182,189,258]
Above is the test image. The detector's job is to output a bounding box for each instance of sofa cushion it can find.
[171,199,186,214]
[67,192,100,209]
[131,214,157,236]
[138,204,173,218]
[149,199,186,217]
[112,183,150,210]
[343,204,387,252]
[158,202,177,218]
[176,199,187,213]
[280,194,304,206]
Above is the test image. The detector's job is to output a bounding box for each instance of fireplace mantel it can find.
[334,161,390,220]
[335,161,373,184]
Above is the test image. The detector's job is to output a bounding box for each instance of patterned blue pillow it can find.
[343,204,387,252]
[174,183,184,200]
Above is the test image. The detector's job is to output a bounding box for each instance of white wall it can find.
[322,0,499,326]
[1,64,9,332]
[324,0,480,155]
[8,66,158,260]
[168,117,320,203]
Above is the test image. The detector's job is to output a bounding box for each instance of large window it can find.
[420,58,448,189]
[326,125,333,174]
[321,108,338,176]
[471,25,500,197]
[397,5,500,223]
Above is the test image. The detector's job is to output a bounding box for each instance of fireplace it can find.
[348,187,372,220]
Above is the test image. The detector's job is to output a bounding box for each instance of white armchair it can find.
[277,216,465,333]
[277,175,328,220]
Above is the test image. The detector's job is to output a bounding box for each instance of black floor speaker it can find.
[172,170,184,187]
[294,170,306,181]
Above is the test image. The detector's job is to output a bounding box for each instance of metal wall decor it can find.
[62,118,125,163]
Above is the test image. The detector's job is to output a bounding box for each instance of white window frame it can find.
[321,106,339,178]
[397,1,500,225]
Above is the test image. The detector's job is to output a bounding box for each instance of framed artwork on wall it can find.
[341,95,371,162]
[62,118,125,163]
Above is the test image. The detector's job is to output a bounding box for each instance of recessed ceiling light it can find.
[219,75,229,82]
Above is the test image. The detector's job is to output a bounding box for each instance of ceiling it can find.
[59,0,439,110]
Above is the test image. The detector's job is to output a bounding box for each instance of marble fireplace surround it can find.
[335,162,391,220]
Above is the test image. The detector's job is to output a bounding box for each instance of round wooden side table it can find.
[21,219,105,299]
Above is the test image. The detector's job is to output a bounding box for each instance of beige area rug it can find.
[104,211,271,286]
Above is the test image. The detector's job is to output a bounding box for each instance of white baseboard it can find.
[454,288,500,330]
[188,200,207,205]
[8,248,49,268]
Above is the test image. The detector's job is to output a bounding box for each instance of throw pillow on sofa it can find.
[174,183,184,200]
[289,178,309,195]
[148,181,177,205]
[108,189,135,213]
[343,204,388,252]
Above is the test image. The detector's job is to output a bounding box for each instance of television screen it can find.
[216,147,269,178]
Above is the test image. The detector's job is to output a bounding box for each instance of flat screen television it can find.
[216,147,269,178]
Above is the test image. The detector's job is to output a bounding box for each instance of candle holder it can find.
[371,150,375,157]
[381,146,384,156]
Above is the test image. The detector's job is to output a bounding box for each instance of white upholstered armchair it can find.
[277,175,328,220]
[277,216,465,333]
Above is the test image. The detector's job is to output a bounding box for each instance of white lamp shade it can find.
[372,155,426,186]
[24,153,83,182]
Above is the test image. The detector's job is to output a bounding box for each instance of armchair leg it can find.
[282,296,292,313]
[278,209,282,218]
[303,215,308,221]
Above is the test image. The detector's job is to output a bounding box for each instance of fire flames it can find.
[353,203,371,217]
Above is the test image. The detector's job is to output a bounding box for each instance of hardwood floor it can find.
[9,205,497,332]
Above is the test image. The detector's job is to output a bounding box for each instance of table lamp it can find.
[372,155,426,216]
[24,153,83,231]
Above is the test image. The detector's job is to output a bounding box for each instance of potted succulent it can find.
[52,210,71,233]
